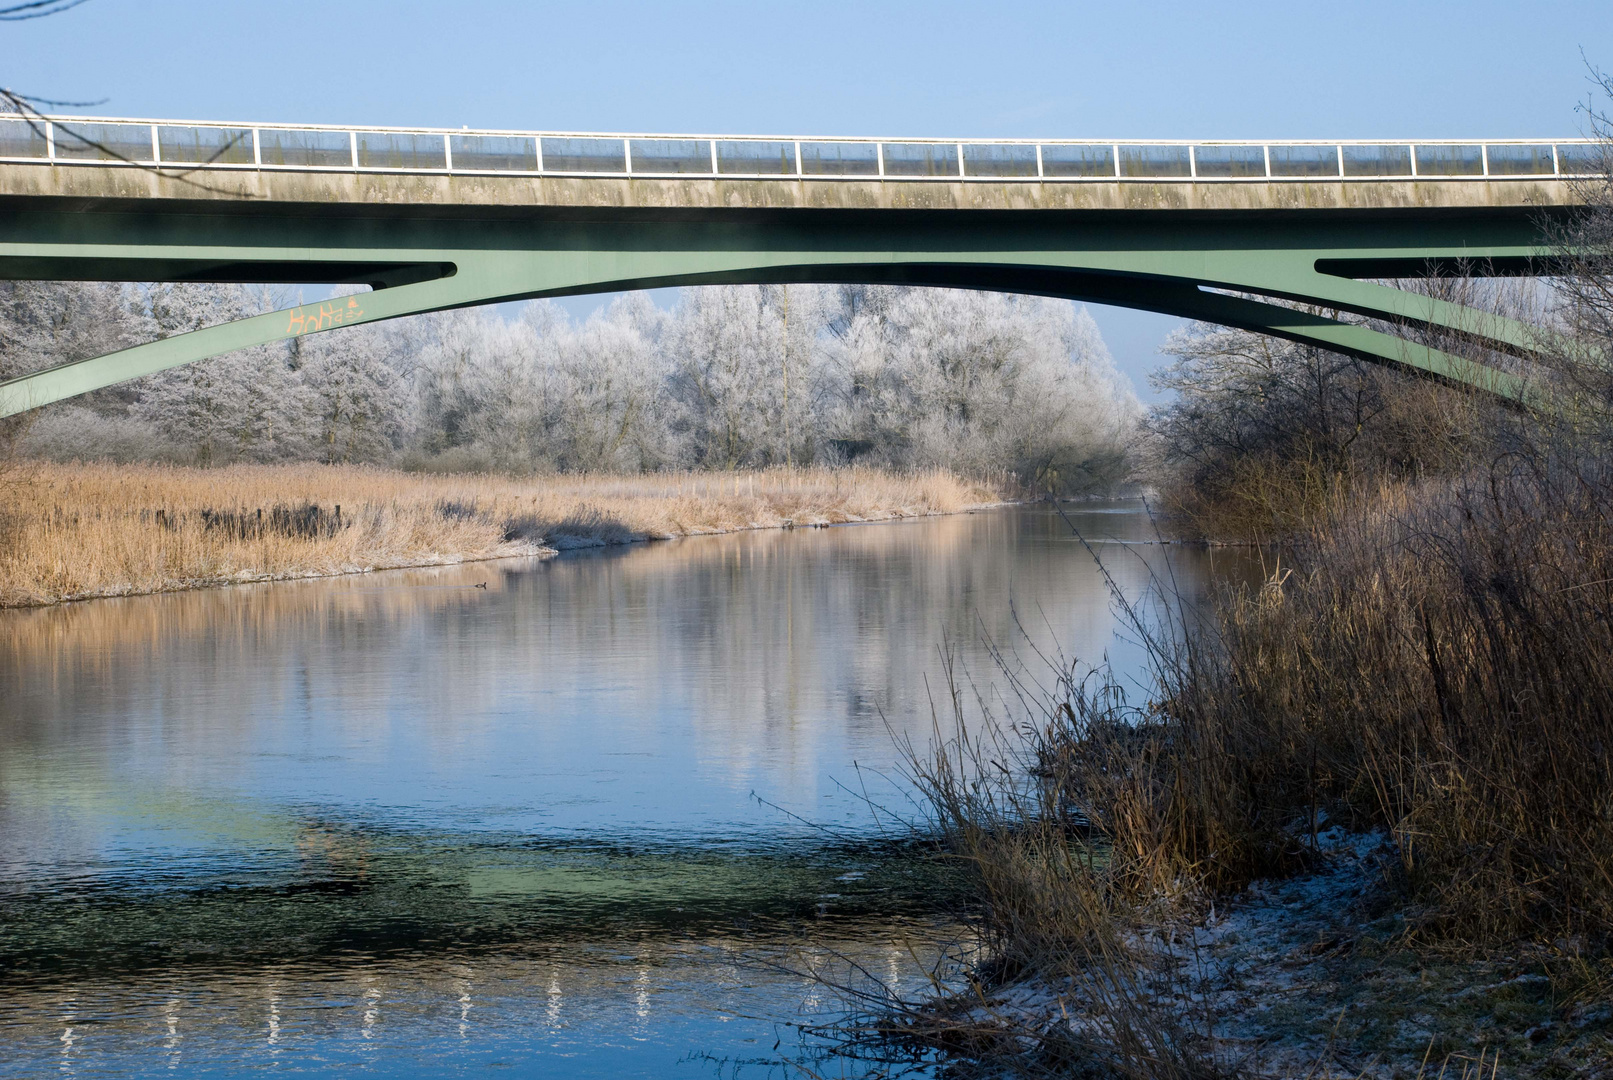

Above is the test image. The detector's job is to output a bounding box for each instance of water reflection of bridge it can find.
[0,115,1598,414]
[0,929,946,1074]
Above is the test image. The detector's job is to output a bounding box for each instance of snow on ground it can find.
[983,825,1613,1077]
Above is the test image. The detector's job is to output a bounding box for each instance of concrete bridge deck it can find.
[0,114,1594,213]
[0,162,1580,217]
[0,115,1601,415]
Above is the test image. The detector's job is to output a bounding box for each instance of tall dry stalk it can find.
[814,643,1245,1079]
[831,441,1613,1074]
[1212,450,1613,942]
[1042,444,1613,946]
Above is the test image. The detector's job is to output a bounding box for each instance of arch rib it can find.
[0,257,1534,420]
[0,276,477,418]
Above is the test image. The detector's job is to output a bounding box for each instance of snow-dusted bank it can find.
[0,463,1000,607]
[821,436,1613,1077]
[937,826,1610,1077]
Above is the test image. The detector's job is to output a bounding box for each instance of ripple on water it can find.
[0,504,1253,1078]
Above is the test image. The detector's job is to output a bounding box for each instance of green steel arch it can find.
[0,123,1585,416]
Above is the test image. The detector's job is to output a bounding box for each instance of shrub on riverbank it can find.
[1204,461,1609,941]
[845,111,1613,1075]
[1096,94,1613,941]
[837,453,1613,1074]
[1107,444,1613,943]
[1143,319,1517,544]
[0,462,997,607]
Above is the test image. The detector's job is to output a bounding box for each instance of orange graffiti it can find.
[286,295,365,336]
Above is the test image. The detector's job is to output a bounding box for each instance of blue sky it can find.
[7,0,1610,397]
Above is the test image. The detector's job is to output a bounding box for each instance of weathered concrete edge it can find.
[0,163,1580,214]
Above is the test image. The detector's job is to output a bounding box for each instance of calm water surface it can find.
[0,503,1249,1078]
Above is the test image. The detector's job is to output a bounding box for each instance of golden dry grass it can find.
[864,450,1613,1076]
[0,463,1001,607]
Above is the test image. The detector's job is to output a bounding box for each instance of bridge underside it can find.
[0,192,1562,416]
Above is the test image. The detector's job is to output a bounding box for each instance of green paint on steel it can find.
[0,198,1563,416]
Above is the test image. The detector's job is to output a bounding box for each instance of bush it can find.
[993,444,1613,946]
[1145,316,1504,542]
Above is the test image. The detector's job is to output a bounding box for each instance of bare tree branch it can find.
[0,88,260,195]
[0,0,90,21]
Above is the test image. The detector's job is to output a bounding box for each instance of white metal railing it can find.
[0,115,1601,183]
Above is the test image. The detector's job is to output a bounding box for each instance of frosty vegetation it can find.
[0,282,1140,494]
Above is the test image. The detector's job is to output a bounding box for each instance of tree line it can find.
[0,281,1142,494]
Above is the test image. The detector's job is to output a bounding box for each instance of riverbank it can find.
[833,452,1613,1078]
[879,824,1611,1077]
[0,462,1001,607]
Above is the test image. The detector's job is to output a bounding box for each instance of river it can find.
[0,502,1251,1078]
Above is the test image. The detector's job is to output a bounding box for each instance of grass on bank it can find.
[0,462,999,607]
[816,445,1613,1077]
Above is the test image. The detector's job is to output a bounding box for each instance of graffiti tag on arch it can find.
[286,295,365,336]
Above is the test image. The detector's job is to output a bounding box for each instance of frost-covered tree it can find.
[0,281,147,382]
[134,346,307,464]
[132,284,307,464]
[666,285,782,468]
[821,286,1137,489]
[666,284,836,469]
[403,305,554,468]
[408,307,523,460]
[550,293,668,471]
[298,326,407,464]
[0,276,1142,491]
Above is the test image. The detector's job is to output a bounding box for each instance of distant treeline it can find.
[0,282,1140,494]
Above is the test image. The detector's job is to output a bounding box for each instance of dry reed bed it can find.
[985,448,1613,946]
[831,448,1613,1077]
[0,463,999,607]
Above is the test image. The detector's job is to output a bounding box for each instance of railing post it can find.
[4,120,1589,191]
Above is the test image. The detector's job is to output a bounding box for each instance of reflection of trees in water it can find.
[0,509,1248,1073]
[0,509,1243,812]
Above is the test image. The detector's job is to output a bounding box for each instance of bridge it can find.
[0,114,1599,416]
